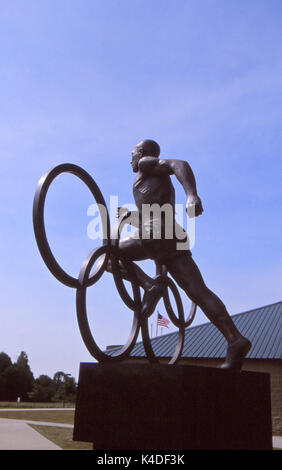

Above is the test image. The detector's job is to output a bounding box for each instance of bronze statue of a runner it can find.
[107,139,251,370]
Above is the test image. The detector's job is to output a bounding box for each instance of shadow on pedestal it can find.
[73,363,272,450]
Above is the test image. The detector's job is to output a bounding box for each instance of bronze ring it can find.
[76,243,141,362]
[33,163,110,288]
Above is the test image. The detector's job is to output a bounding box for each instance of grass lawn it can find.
[0,409,75,424]
[0,401,75,408]
[29,424,92,450]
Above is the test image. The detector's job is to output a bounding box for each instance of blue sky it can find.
[0,0,281,381]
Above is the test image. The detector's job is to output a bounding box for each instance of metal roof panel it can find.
[106,301,282,360]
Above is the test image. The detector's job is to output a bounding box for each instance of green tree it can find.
[15,351,34,400]
[52,372,77,404]
[0,351,35,401]
[28,374,55,402]
[0,353,13,398]
[16,351,33,374]
[0,352,12,375]
[1,365,30,401]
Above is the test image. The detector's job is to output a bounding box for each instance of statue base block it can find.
[73,363,272,450]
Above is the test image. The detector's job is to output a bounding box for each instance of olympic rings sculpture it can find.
[33,163,197,365]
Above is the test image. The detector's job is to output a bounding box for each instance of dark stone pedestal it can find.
[73,363,272,450]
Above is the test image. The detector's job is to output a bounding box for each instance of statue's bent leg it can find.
[107,236,167,316]
[165,251,251,369]
[106,235,154,290]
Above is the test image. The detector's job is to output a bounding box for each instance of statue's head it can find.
[131,139,160,172]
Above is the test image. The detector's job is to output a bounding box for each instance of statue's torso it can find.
[133,173,175,239]
[133,173,174,207]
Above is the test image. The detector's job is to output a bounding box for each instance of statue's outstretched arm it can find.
[138,157,204,218]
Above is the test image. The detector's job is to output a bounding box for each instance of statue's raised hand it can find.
[186,194,204,218]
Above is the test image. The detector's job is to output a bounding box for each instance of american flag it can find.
[157,312,170,328]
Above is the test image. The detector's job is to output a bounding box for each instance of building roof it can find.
[109,301,282,360]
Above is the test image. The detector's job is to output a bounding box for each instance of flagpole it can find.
[156,312,158,337]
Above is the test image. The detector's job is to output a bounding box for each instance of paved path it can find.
[0,418,62,450]
[0,408,75,450]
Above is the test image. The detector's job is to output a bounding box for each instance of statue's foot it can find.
[141,275,166,318]
[218,337,252,371]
